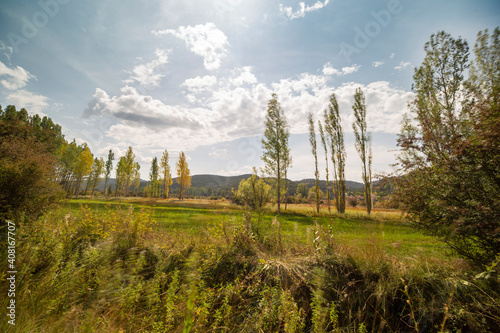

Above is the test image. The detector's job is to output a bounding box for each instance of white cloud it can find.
[372,61,384,68]
[6,89,49,115]
[124,49,171,87]
[389,53,395,59]
[181,75,217,94]
[229,66,257,86]
[394,61,411,70]
[322,63,360,76]
[0,61,35,90]
[0,41,14,61]
[83,62,412,159]
[341,64,361,75]
[280,0,330,20]
[83,85,205,131]
[153,23,229,71]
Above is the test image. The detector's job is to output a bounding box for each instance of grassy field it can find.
[62,198,451,262]
[1,198,498,332]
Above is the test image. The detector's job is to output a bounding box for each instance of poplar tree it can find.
[149,157,159,198]
[352,88,372,214]
[261,93,291,214]
[318,120,331,213]
[89,157,105,196]
[176,151,191,200]
[324,94,346,214]
[160,149,173,199]
[123,147,136,195]
[132,162,141,194]
[103,149,114,197]
[308,112,321,214]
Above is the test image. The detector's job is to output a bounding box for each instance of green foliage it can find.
[324,93,347,214]
[296,183,309,199]
[149,157,160,198]
[0,106,64,221]
[308,112,321,213]
[261,93,291,213]
[396,28,500,267]
[233,168,271,212]
[352,88,372,215]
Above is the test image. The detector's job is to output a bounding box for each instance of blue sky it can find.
[1,0,499,181]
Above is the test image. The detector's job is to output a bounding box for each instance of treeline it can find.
[0,106,195,223]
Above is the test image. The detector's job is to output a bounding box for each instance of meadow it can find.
[1,198,498,332]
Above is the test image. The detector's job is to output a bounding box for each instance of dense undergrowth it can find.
[1,203,499,332]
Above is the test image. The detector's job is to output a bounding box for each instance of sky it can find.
[1,0,499,181]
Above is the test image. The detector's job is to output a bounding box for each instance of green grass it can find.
[62,198,449,262]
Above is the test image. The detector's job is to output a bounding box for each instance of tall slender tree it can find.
[324,94,346,214]
[149,157,160,198]
[352,88,372,214]
[318,120,330,213]
[261,93,291,214]
[88,157,105,196]
[176,151,191,200]
[103,149,114,197]
[123,147,136,195]
[132,162,141,194]
[160,149,173,199]
[308,112,321,213]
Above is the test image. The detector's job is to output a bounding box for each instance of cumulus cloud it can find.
[322,63,360,76]
[124,49,171,86]
[372,61,384,67]
[394,61,411,70]
[153,23,229,70]
[229,66,257,86]
[0,61,35,90]
[83,61,412,155]
[6,89,49,115]
[280,0,330,20]
[83,85,204,131]
[181,75,217,94]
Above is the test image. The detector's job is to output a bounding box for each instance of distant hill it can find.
[95,174,366,195]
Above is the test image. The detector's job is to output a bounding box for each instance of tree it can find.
[318,120,331,213]
[103,149,114,197]
[324,94,346,214]
[261,93,291,214]
[176,151,191,200]
[308,112,321,213]
[352,88,372,214]
[73,145,93,196]
[296,183,309,199]
[234,168,271,212]
[132,162,141,194]
[57,139,82,194]
[123,147,136,195]
[0,136,63,222]
[115,157,126,197]
[396,29,500,266]
[88,157,105,196]
[149,157,160,198]
[160,149,173,199]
